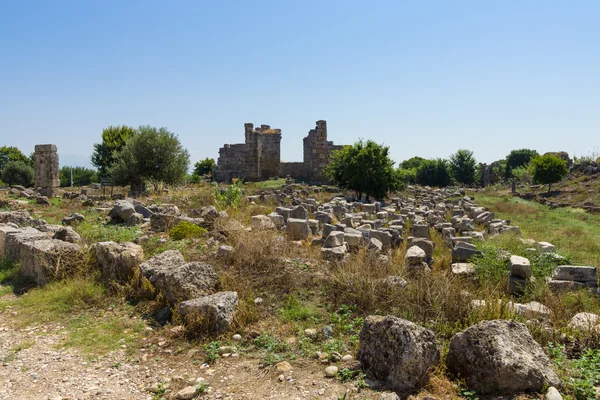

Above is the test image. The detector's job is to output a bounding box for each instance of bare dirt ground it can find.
[0,293,383,400]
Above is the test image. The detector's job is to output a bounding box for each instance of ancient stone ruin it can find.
[215,120,344,184]
[34,144,60,197]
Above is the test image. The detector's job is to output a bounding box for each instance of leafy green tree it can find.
[530,154,568,192]
[416,159,452,187]
[400,156,426,170]
[193,158,216,176]
[505,148,539,180]
[397,167,417,185]
[1,161,34,187]
[0,146,31,171]
[109,125,190,191]
[91,125,137,176]
[59,166,98,187]
[449,149,477,185]
[325,140,399,200]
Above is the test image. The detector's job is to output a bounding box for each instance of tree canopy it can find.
[505,148,539,180]
[0,146,31,171]
[59,166,98,187]
[416,159,452,187]
[449,149,477,185]
[91,125,137,176]
[1,161,34,187]
[325,140,399,200]
[530,154,568,192]
[193,158,216,176]
[108,125,190,190]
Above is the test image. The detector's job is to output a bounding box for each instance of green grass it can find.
[0,257,19,295]
[74,220,142,244]
[253,178,287,190]
[474,194,600,266]
[277,294,322,324]
[0,277,146,357]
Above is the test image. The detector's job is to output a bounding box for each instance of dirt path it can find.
[0,298,383,400]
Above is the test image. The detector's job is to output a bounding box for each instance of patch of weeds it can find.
[458,387,480,400]
[1,340,34,363]
[168,221,207,241]
[196,381,209,394]
[204,341,221,364]
[254,179,286,190]
[214,182,243,209]
[63,313,145,357]
[151,382,168,400]
[0,257,19,291]
[278,294,322,324]
[143,236,188,257]
[74,221,141,244]
[547,342,600,400]
[254,330,290,366]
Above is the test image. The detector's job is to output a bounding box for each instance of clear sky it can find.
[1,1,599,169]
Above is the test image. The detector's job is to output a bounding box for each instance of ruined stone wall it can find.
[34,144,60,197]
[302,120,343,183]
[215,143,248,182]
[215,120,343,183]
[279,162,311,181]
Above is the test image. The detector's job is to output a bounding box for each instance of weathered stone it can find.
[111,200,136,222]
[515,301,551,320]
[267,212,285,229]
[368,237,383,252]
[19,239,83,285]
[508,275,527,296]
[568,312,600,331]
[322,245,346,261]
[446,320,560,394]
[510,255,531,279]
[405,245,426,265]
[62,213,85,225]
[179,291,238,333]
[93,241,144,285]
[357,316,440,394]
[287,218,310,240]
[52,227,80,243]
[452,242,482,262]
[250,215,276,230]
[552,265,597,282]
[407,238,434,259]
[127,212,144,226]
[369,230,393,249]
[290,205,308,220]
[451,263,476,277]
[323,231,344,248]
[134,203,154,218]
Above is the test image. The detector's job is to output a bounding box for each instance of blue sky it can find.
[1,1,599,169]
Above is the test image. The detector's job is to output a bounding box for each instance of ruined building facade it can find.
[215,120,343,184]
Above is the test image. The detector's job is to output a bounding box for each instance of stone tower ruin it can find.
[34,144,60,197]
[215,120,343,184]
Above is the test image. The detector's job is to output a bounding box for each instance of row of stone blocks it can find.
[0,225,83,286]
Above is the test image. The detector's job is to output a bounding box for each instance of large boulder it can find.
[250,215,275,230]
[139,250,219,303]
[19,239,84,285]
[446,319,560,394]
[52,227,80,243]
[287,218,310,240]
[110,200,136,222]
[93,241,144,285]
[178,291,238,333]
[357,316,440,395]
[452,241,482,262]
[509,255,531,279]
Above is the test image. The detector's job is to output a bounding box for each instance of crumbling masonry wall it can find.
[216,120,343,184]
[34,144,60,197]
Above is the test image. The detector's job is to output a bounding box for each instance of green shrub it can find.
[416,158,452,187]
[59,166,98,187]
[1,161,34,187]
[530,154,568,192]
[169,221,207,240]
[214,182,243,209]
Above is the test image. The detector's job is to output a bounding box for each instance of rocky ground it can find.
[0,292,385,400]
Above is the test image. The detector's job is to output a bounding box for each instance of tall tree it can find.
[416,159,452,187]
[1,161,34,187]
[193,158,216,176]
[530,154,568,192]
[449,149,477,185]
[325,140,399,200]
[0,146,30,171]
[109,125,190,191]
[91,125,136,176]
[505,148,539,180]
